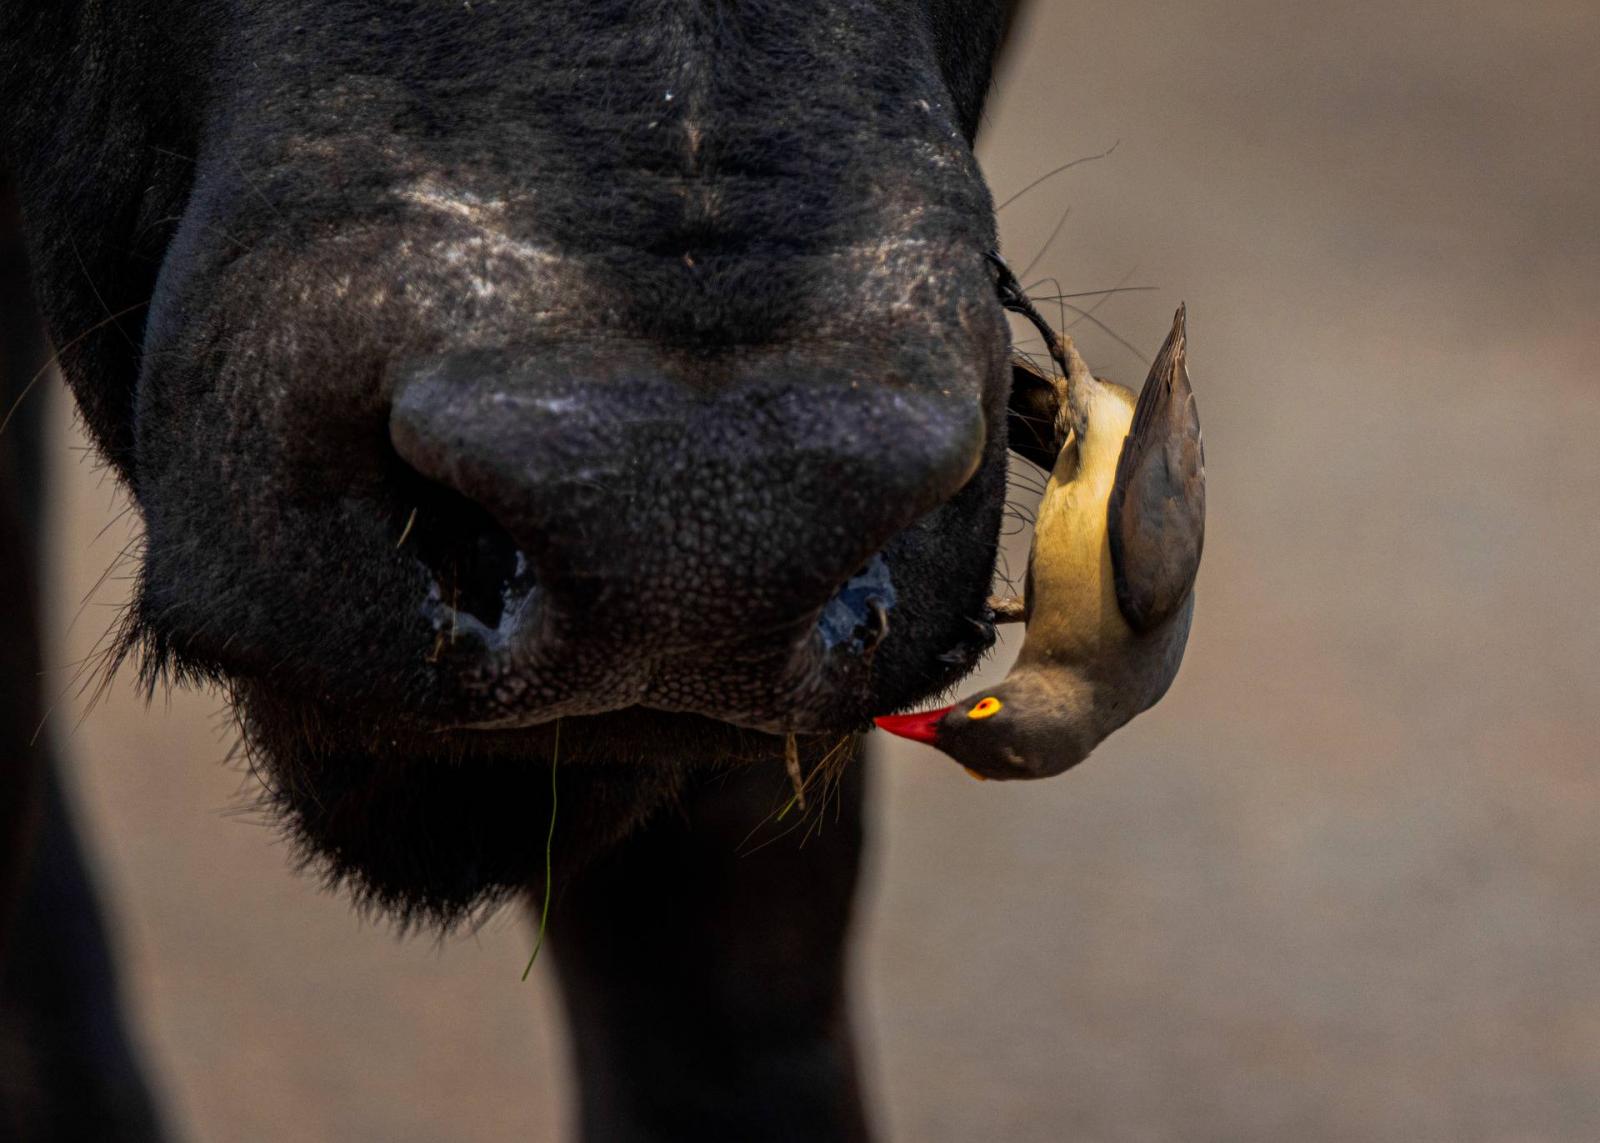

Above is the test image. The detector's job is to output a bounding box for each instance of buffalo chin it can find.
[232,687,839,929]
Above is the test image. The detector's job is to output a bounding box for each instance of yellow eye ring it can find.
[967,696,1003,720]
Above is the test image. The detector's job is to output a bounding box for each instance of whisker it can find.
[1024,285,1158,302]
[1062,300,1150,364]
[995,141,1120,213]
[1017,205,1071,282]
[0,301,152,437]
[69,234,141,353]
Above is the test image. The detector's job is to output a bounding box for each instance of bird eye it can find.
[968,697,1003,719]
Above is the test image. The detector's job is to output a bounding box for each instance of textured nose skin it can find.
[388,345,986,651]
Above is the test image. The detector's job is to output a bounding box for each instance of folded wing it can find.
[1107,305,1206,632]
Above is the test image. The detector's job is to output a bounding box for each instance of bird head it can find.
[873,673,1098,781]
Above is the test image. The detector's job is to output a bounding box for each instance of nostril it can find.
[389,453,536,639]
[817,555,897,654]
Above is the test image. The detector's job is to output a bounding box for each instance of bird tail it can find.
[1125,303,1190,447]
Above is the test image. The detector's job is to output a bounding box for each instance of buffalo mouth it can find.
[232,685,880,926]
[118,437,1006,925]
[120,391,1010,928]
[215,534,995,926]
[226,505,1001,928]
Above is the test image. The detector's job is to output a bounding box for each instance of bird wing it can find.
[1107,305,1206,632]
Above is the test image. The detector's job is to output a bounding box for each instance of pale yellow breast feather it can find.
[1019,384,1135,663]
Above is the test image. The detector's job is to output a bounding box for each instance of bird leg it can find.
[990,251,1092,468]
[987,595,1026,624]
[989,251,1074,382]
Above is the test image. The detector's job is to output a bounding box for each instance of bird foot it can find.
[987,595,1026,624]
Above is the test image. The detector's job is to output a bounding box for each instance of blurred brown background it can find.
[36,1,1600,1139]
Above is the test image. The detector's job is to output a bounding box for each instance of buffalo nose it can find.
[387,345,986,651]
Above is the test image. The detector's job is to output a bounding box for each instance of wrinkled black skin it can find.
[2,2,1022,1137]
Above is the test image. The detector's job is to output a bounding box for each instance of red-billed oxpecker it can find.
[876,307,1205,780]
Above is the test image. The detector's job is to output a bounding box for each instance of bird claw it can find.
[986,595,1026,624]
[987,250,1074,382]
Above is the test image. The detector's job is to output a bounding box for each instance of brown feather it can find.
[1107,305,1206,632]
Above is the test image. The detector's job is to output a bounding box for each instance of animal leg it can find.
[548,752,871,1142]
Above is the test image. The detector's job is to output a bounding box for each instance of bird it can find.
[875,305,1204,780]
